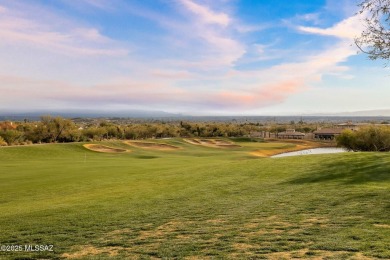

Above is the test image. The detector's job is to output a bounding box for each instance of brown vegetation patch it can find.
[138,221,186,239]
[61,245,122,259]
[352,252,377,259]
[105,228,134,240]
[125,141,179,150]
[206,218,227,224]
[176,234,192,240]
[301,217,329,227]
[263,249,370,260]
[184,138,241,149]
[269,220,293,230]
[185,256,213,260]
[240,216,295,237]
[374,224,390,228]
[233,243,255,251]
[244,229,268,237]
[266,215,278,220]
[229,252,256,259]
[243,222,260,229]
[83,144,128,153]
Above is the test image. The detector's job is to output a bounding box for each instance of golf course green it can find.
[0,138,389,259]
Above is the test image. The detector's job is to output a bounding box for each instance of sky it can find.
[0,0,389,116]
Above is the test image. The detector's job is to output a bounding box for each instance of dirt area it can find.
[124,141,180,150]
[250,139,332,157]
[184,138,241,149]
[83,144,128,153]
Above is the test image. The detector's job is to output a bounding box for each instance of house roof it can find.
[278,131,305,136]
[336,123,363,128]
[313,128,344,135]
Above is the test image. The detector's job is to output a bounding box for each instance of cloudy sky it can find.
[0,0,389,115]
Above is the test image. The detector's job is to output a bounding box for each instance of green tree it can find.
[33,116,76,143]
[82,127,107,141]
[337,126,390,151]
[336,129,357,151]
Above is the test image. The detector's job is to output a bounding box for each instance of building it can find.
[277,129,305,139]
[313,128,344,140]
[313,121,363,140]
[336,122,360,130]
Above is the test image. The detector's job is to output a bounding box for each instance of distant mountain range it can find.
[306,109,390,117]
[0,109,183,121]
[0,109,389,121]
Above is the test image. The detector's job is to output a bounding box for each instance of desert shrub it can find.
[0,136,7,146]
[0,130,24,145]
[337,126,390,152]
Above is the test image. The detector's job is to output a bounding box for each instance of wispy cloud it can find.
[171,0,245,68]
[297,14,364,39]
[178,0,230,26]
[296,13,322,24]
[82,0,110,9]
[0,1,376,114]
[0,73,303,112]
[0,3,128,56]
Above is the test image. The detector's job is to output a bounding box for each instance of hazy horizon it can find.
[2,108,390,119]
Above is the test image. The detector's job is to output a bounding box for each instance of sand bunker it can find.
[184,139,201,145]
[124,141,179,150]
[83,144,128,153]
[184,138,241,149]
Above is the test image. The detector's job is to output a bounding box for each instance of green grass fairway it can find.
[0,139,389,259]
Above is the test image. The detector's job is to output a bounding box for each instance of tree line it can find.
[0,116,321,146]
[2,116,390,152]
[0,116,267,146]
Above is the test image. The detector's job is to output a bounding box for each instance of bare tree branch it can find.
[356,0,390,62]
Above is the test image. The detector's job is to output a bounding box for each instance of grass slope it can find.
[0,139,389,259]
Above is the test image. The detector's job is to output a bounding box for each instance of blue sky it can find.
[0,0,389,115]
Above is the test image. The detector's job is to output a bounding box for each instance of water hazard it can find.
[271,147,348,158]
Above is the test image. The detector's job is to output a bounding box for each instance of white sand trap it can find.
[124,141,180,150]
[184,138,241,149]
[83,144,128,153]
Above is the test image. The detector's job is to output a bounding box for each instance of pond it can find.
[271,147,348,158]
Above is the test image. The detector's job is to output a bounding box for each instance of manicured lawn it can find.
[0,139,389,259]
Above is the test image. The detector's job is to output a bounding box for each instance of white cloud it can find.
[0,3,128,56]
[296,13,321,24]
[172,0,246,68]
[178,0,230,26]
[297,12,364,39]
